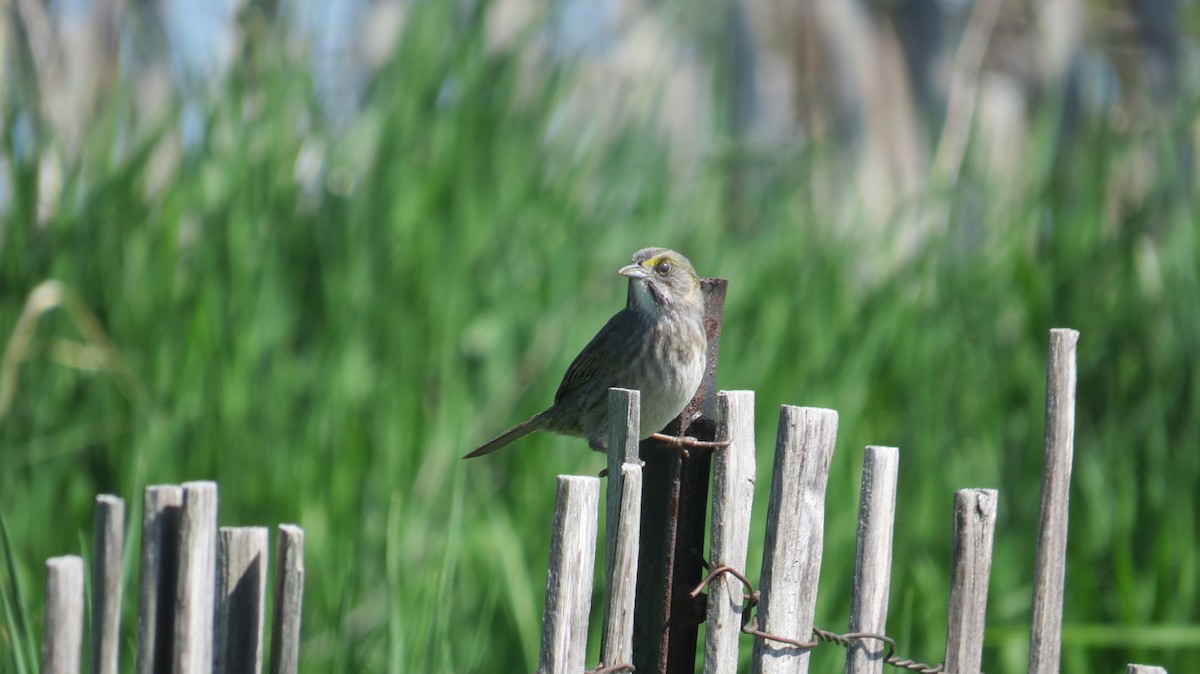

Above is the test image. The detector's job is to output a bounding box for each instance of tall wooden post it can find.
[1028,329,1078,674]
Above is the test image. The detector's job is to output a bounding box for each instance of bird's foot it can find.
[649,432,731,458]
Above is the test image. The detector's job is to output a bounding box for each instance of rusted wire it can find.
[689,565,954,674]
[689,564,755,600]
[744,614,819,648]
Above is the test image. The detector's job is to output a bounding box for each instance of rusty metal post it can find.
[632,278,727,674]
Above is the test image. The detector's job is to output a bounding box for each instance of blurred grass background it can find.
[1,0,1199,672]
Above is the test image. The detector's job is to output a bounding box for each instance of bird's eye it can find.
[655,260,672,275]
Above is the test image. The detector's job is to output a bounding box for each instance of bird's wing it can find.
[554,309,640,405]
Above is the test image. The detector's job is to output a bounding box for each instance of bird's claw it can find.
[649,432,732,457]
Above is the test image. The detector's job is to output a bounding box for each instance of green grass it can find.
[2,4,1199,672]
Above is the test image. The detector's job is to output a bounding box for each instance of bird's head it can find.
[619,247,703,316]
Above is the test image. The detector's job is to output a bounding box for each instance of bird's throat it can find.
[628,279,665,314]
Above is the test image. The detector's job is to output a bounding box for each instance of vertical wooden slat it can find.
[601,388,641,667]
[215,527,269,674]
[703,390,756,674]
[269,525,305,674]
[845,447,899,674]
[43,556,85,674]
[137,485,184,674]
[91,495,125,674]
[600,464,642,669]
[174,481,219,674]
[537,476,601,674]
[1028,328,1079,674]
[943,488,998,674]
[752,406,839,674]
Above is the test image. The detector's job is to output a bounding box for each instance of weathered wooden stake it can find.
[845,447,899,674]
[943,488,998,674]
[600,463,643,669]
[634,277,726,674]
[174,481,219,674]
[752,406,839,674]
[1028,328,1079,674]
[537,476,601,674]
[704,390,756,674]
[269,524,305,674]
[43,556,85,674]
[601,388,642,668]
[137,485,183,674]
[91,495,125,674]
[216,527,270,674]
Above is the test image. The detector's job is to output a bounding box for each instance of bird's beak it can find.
[618,263,649,279]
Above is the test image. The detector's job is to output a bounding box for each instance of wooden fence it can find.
[535,329,1171,674]
[29,329,1171,673]
[37,482,304,674]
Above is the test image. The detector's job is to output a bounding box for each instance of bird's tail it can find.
[463,411,551,459]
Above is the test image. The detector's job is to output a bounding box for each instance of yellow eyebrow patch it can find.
[644,255,671,268]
